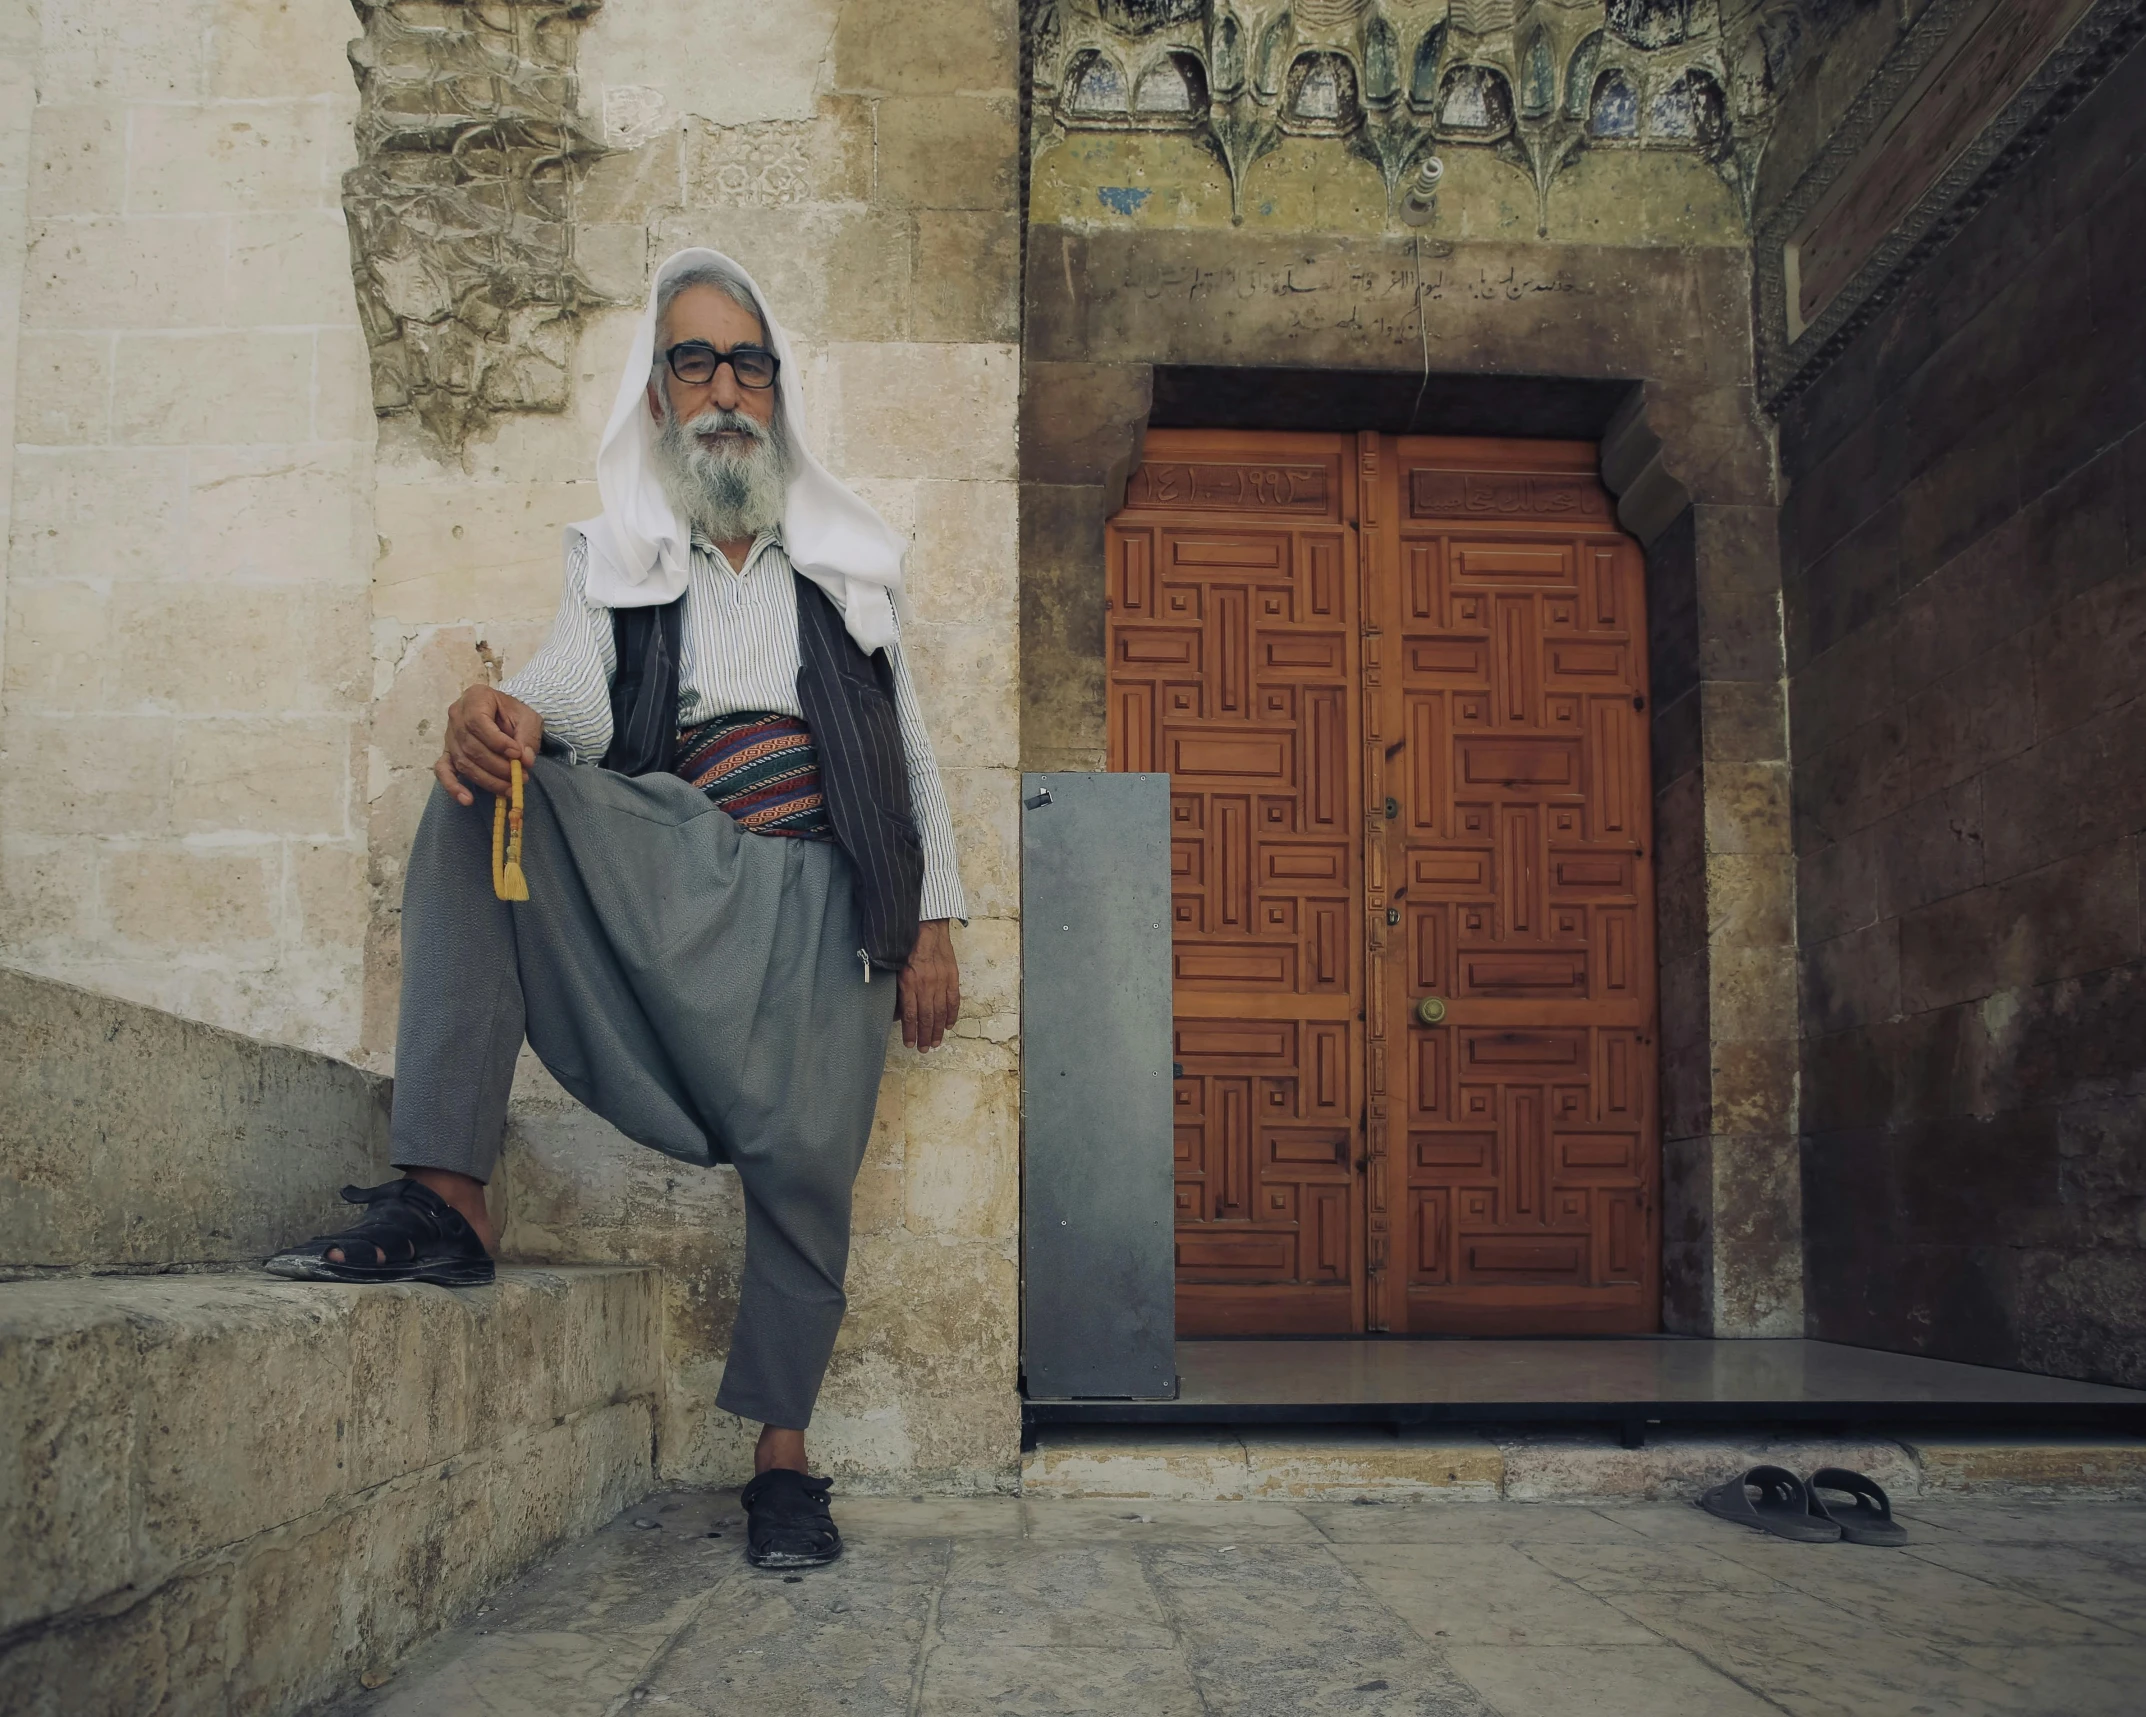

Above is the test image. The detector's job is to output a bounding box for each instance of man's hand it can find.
[898,920,961,1052]
[435,685,543,805]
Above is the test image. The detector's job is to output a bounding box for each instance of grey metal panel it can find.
[1021,771,1177,1400]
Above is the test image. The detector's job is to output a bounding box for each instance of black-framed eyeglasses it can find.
[663,340,779,389]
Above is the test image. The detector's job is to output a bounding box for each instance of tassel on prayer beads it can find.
[492,758,530,901]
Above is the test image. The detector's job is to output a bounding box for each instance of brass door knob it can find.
[1414,996,1447,1027]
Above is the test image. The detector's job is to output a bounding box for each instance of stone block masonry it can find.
[0,967,393,1273]
[5,0,1028,1501]
[4,0,376,1056]
[1782,34,2146,1388]
[0,972,661,1704]
[0,1266,661,1715]
[1022,1426,2146,1505]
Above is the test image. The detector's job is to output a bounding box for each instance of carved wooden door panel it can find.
[1107,430,1365,1335]
[1371,437,1659,1334]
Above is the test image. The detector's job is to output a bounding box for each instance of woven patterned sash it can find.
[673,711,833,839]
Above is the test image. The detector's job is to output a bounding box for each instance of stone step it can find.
[1,1265,661,1716]
[1023,1426,2146,1503]
[1,968,394,1273]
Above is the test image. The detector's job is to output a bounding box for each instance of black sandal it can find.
[263,1179,495,1287]
[1700,1465,1842,1542]
[740,1469,843,1569]
[1807,1468,1908,1546]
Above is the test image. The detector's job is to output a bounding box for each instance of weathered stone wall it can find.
[3,0,1024,1492]
[3,0,375,1052]
[359,0,1026,1490]
[1783,35,2146,1385]
[1747,0,1916,220]
[0,8,34,727]
[2,1266,660,1713]
[0,966,392,1273]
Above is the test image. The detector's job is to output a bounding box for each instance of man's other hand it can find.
[899,920,961,1053]
[436,685,544,804]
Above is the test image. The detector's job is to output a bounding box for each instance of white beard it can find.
[652,405,789,544]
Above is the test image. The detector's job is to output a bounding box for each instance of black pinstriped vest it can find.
[600,575,924,972]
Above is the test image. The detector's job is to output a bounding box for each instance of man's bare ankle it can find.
[754,1427,809,1475]
[401,1168,496,1254]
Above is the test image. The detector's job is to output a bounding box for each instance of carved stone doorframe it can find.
[1020,362,1801,1339]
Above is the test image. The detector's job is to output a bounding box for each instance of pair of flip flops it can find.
[1700,1466,1907,1545]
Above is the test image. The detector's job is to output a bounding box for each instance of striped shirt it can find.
[502,529,967,923]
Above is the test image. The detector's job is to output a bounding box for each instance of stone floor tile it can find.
[1899,1500,2146,1552]
[1144,1542,1495,1715]
[918,1645,1206,1715]
[1742,1539,2135,1646]
[1520,1540,1789,1595]
[1748,1660,2080,1717]
[837,1495,1027,1538]
[934,1540,1175,1648]
[1300,1500,1645,1544]
[1443,1643,1784,1717]
[1021,1496,1317,1541]
[1590,1571,2146,1712]
[1189,1661,1496,1717]
[1947,1645,2146,1716]
[631,1558,939,1715]
[1332,1541,1661,1646]
[468,1494,735,1636]
[1896,1538,2146,1637]
[328,1495,2146,1717]
[1703,1641,2146,1717]
[1583,1584,1988,1714]
[1676,1522,1900,1585]
[362,1631,664,1717]
[1588,1499,1749,1543]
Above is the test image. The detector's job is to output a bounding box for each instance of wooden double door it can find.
[1108,430,1660,1336]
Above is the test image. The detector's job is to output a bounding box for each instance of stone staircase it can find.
[0,970,663,1715]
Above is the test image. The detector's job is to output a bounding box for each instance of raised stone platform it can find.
[1021,1425,2146,1504]
[0,1266,662,1715]
[1027,1338,2146,1440]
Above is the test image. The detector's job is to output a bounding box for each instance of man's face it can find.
[645,280,789,543]
[646,283,777,450]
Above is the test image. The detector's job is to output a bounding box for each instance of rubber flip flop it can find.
[1699,1465,1842,1542]
[1807,1468,1908,1546]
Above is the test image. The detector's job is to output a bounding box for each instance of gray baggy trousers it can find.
[390,756,894,1430]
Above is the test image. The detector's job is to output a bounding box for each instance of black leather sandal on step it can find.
[263,1179,495,1287]
[741,1469,843,1569]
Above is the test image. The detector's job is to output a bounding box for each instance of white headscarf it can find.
[570,247,903,651]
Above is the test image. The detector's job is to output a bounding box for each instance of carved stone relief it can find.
[1031,0,1813,227]
[342,0,622,453]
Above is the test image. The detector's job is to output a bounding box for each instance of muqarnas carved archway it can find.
[1029,0,1813,227]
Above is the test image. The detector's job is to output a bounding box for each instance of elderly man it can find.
[265,250,965,1569]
